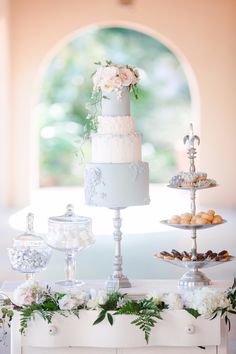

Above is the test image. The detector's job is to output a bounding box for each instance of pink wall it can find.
[1,0,236,207]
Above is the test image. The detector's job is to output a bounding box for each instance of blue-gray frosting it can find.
[102,87,130,116]
[85,162,150,208]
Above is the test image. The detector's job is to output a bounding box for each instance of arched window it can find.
[38,26,192,188]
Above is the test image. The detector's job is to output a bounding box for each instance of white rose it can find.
[164,293,183,310]
[102,66,118,81]
[86,289,108,309]
[58,294,77,310]
[100,79,115,92]
[86,298,99,310]
[58,292,87,311]
[97,290,108,305]
[146,291,164,305]
[119,67,134,86]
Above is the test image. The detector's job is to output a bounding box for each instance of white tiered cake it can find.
[85,64,150,209]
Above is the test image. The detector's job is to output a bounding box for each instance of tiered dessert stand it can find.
[159,124,232,288]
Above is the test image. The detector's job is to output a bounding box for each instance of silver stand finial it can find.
[183,123,200,173]
[106,208,131,290]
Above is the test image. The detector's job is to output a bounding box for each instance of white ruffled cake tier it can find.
[91,132,141,163]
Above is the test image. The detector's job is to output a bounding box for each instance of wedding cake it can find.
[85,63,150,209]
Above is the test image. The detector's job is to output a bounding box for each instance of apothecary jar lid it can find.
[47,204,95,251]
[13,213,45,248]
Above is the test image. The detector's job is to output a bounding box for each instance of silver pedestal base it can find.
[179,269,210,288]
[106,275,131,291]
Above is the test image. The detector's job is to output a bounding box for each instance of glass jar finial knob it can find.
[26,213,34,233]
[65,204,75,217]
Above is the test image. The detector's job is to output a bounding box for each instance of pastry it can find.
[195,216,208,225]
[182,256,191,262]
[196,253,205,261]
[208,209,215,216]
[168,215,181,224]
[212,215,223,224]
[201,212,213,222]
[182,251,190,257]
[219,256,230,262]
[171,249,182,257]
[159,251,168,259]
[190,216,197,224]
[180,172,198,183]
[196,172,207,181]
[169,175,183,187]
[180,213,192,224]
[164,254,174,260]
[205,250,213,258]
[218,250,229,257]
[210,252,218,261]
[180,217,191,224]
[174,256,182,261]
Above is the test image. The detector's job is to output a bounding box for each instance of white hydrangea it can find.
[163,293,183,310]
[183,288,230,317]
[13,280,44,306]
[146,291,164,305]
[58,291,88,311]
[86,289,108,310]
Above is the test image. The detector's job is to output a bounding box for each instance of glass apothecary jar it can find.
[8,213,52,281]
[47,204,95,288]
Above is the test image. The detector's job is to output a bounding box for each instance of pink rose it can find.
[119,67,134,86]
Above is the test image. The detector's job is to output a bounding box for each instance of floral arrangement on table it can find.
[85,60,140,136]
[1,279,236,345]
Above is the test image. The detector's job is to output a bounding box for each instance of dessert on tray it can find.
[167,210,223,225]
[169,171,216,188]
[156,249,231,262]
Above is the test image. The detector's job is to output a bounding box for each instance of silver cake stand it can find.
[106,208,131,290]
[159,124,231,288]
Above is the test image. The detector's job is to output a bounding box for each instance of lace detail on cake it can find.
[129,162,146,181]
[85,167,106,204]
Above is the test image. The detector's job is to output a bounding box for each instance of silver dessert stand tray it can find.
[155,256,235,288]
[160,219,227,230]
[155,256,235,269]
[167,184,218,191]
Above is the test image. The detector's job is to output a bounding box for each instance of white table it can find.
[2,280,231,354]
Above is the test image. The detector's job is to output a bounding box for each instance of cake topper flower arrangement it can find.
[84,60,140,137]
[92,60,139,98]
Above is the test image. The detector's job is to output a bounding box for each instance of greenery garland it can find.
[0,280,236,345]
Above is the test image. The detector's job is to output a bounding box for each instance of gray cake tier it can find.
[85,162,150,208]
[102,87,130,116]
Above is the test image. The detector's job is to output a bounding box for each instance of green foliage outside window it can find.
[39,27,191,187]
